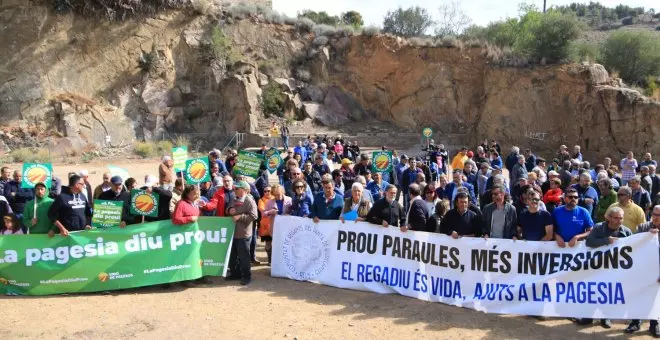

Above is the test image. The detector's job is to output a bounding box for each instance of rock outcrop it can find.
[0,2,658,160]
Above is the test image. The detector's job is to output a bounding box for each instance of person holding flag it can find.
[21,182,55,235]
[98,176,136,227]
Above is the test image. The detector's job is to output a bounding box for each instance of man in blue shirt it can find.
[394,154,409,202]
[294,141,307,164]
[571,172,598,218]
[310,177,344,222]
[366,172,389,201]
[553,188,594,247]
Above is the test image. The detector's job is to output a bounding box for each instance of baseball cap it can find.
[400,154,409,160]
[342,158,353,166]
[235,181,250,190]
[79,169,89,176]
[144,175,157,187]
[110,176,123,185]
[467,151,474,157]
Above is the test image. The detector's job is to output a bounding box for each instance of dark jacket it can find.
[585,222,632,248]
[505,153,519,171]
[441,208,482,236]
[481,202,518,239]
[48,191,92,231]
[406,197,429,231]
[98,189,137,225]
[140,186,173,221]
[304,170,322,196]
[3,180,34,214]
[401,167,422,193]
[365,198,404,227]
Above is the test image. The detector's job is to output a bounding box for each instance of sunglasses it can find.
[530,198,540,202]
[264,189,271,192]
[566,196,578,200]
[295,186,304,189]
[617,193,629,197]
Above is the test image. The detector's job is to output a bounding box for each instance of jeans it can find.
[282,136,289,151]
[250,225,257,261]
[228,237,252,280]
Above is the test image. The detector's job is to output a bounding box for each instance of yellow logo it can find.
[26,167,48,184]
[98,272,109,282]
[374,154,390,170]
[134,194,155,213]
[0,277,8,285]
[189,161,207,180]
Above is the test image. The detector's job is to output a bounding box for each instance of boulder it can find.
[272,78,292,92]
[142,79,171,116]
[323,86,367,121]
[301,85,325,102]
[302,102,349,127]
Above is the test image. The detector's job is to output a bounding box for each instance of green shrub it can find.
[296,17,315,33]
[10,148,50,163]
[259,83,287,117]
[156,140,174,155]
[227,3,257,19]
[207,26,241,65]
[138,46,158,73]
[601,31,660,84]
[133,142,156,158]
[645,77,658,97]
[298,10,340,26]
[175,135,190,149]
[569,41,601,63]
[362,26,380,36]
[528,11,583,61]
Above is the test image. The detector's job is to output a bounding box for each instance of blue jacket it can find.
[294,146,307,163]
[290,193,313,217]
[4,180,34,214]
[366,181,389,201]
[444,182,477,206]
[394,163,408,186]
[571,183,598,217]
[490,157,502,168]
[310,193,344,220]
[525,154,537,172]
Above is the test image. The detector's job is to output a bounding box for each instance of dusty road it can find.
[1,159,655,339]
[2,245,653,340]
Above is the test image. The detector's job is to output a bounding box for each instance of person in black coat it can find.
[98,176,136,227]
[364,184,404,227]
[441,192,482,238]
[49,175,92,234]
[4,170,34,220]
[402,184,428,232]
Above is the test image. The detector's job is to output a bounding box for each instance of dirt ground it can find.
[1,159,656,339]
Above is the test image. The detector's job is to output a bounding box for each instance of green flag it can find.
[421,127,434,139]
[371,151,393,173]
[184,157,211,185]
[172,146,188,172]
[21,163,52,189]
[0,217,234,296]
[264,147,281,174]
[92,200,124,229]
[234,150,263,179]
[129,189,159,218]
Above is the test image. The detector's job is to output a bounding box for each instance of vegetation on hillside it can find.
[552,2,649,28]
[49,0,188,20]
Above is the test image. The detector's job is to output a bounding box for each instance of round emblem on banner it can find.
[422,127,433,138]
[187,160,208,182]
[132,192,157,216]
[282,224,330,281]
[267,154,280,170]
[23,164,50,186]
[374,153,390,171]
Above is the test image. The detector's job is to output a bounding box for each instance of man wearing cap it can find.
[98,176,136,227]
[22,182,55,235]
[227,180,258,285]
[451,147,469,171]
[93,172,112,199]
[159,156,174,190]
[48,174,92,235]
[340,158,356,191]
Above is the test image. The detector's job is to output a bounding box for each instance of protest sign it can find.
[21,163,52,189]
[184,157,210,185]
[172,146,188,172]
[265,147,281,174]
[91,200,123,228]
[371,151,393,173]
[129,189,159,218]
[421,127,433,139]
[234,150,263,178]
[0,217,234,295]
[272,216,660,319]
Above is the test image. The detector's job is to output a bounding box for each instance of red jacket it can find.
[172,199,200,225]
[202,188,234,216]
[543,188,563,205]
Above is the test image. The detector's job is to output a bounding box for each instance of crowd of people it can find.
[1,132,659,335]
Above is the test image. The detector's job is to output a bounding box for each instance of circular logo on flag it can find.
[282,224,330,281]
[422,127,433,138]
[267,154,281,170]
[0,277,8,285]
[98,272,109,282]
[186,159,208,183]
[22,164,50,187]
[132,192,157,216]
[373,153,391,171]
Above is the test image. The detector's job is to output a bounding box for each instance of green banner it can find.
[21,163,53,189]
[129,189,159,218]
[0,217,234,296]
[421,127,433,139]
[172,146,188,172]
[371,151,393,173]
[234,150,263,179]
[184,157,211,185]
[92,200,124,229]
[265,147,281,174]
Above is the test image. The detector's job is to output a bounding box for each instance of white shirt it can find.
[533,166,547,184]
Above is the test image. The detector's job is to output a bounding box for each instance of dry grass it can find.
[51,92,97,106]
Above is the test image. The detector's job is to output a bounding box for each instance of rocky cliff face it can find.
[1,2,658,159]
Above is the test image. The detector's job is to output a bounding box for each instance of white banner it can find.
[271,216,660,319]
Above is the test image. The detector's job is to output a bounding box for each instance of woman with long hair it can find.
[262,184,291,264]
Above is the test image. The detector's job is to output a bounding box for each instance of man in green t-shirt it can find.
[21,182,55,235]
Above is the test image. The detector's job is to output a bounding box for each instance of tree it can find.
[601,31,660,84]
[341,11,364,29]
[382,6,435,37]
[435,0,472,37]
[528,11,583,61]
[298,10,340,25]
